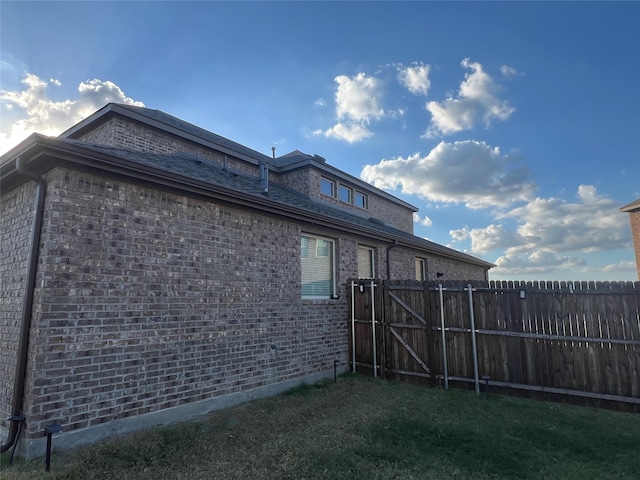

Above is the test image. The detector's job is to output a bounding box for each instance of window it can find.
[358,246,375,278]
[355,191,367,209]
[415,258,427,281]
[339,185,352,203]
[321,177,335,197]
[301,235,335,299]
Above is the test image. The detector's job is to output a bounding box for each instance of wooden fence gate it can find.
[349,279,640,411]
[350,279,436,383]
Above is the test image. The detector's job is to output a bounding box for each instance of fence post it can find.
[467,284,480,396]
[371,280,377,378]
[351,280,356,373]
[439,284,449,390]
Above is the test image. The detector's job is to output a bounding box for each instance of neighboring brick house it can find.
[621,198,640,280]
[0,103,493,457]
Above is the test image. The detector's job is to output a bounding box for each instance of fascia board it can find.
[59,104,418,212]
[279,160,419,212]
[60,104,273,167]
[620,199,640,212]
[2,137,493,269]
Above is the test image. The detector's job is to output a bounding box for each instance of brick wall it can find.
[1,165,489,454]
[10,167,350,445]
[628,209,640,280]
[307,169,415,234]
[0,182,36,425]
[76,117,416,234]
[277,169,312,195]
[390,247,488,282]
[76,118,260,177]
[337,239,487,283]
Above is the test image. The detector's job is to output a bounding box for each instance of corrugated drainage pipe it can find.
[1,157,47,453]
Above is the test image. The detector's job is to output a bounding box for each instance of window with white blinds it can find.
[358,246,375,278]
[301,235,335,298]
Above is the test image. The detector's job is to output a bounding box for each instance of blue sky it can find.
[1,1,639,281]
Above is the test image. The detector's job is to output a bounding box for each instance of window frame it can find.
[355,191,368,209]
[301,233,336,300]
[358,245,376,279]
[320,177,335,197]
[338,184,352,204]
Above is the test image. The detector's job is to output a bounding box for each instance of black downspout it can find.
[386,240,398,280]
[1,157,47,453]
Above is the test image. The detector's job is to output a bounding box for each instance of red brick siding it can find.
[628,209,640,280]
[76,118,260,177]
[308,169,415,234]
[388,246,487,281]
[0,182,36,425]
[76,117,416,234]
[17,168,349,440]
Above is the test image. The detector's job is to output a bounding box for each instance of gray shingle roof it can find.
[114,104,276,165]
[67,139,493,267]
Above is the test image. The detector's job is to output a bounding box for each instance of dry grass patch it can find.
[2,374,639,479]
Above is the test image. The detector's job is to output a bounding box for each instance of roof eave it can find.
[620,198,640,212]
[60,103,274,167]
[2,137,493,269]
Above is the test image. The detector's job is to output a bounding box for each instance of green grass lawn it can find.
[2,374,639,479]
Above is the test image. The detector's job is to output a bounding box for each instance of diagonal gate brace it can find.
[388,292,427,326]
[390,327,430,374]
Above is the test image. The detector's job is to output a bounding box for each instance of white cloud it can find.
[0,73,144,154]
[452,224,524,253]
[491,250,586,276]
[361,140,535,209]
[314,123,373,143]
[451,186,631,277]
[413,212,433,227]
[500,65,520,77]
[425,58,515,137]
[315,72,384,144]
[499,185,630,254]
[450,226,469,241]
[335,73,384,123]
[598,261,636,273]
[398,63,431,95]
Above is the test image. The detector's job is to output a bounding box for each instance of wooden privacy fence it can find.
[349,279,640,410]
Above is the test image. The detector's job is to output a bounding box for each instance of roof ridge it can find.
[109,103,275,165]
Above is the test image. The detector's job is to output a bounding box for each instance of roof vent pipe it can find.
[223,155,228,170]
[259,160,269,193]
[272,147,276,159]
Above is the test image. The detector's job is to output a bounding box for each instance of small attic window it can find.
[339,185,352,203]
[355,191,367,209]
[321,177,335,197]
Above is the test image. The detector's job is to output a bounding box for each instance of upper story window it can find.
[355,191,367,209]
[358,246,376,278]
[320,176,368,210]
[339,185,352,203]
[301,234,336,299]
[321,177,335,197]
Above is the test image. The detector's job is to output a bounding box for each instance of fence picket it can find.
[349,279,640,410]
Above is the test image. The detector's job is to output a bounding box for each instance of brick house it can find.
[0,103,493,456]
[621,198,640,280]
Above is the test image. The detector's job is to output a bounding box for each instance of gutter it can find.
[2,136,494,270]
[0,157,47,453]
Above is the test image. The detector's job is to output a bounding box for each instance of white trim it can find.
[301,233,336,299]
